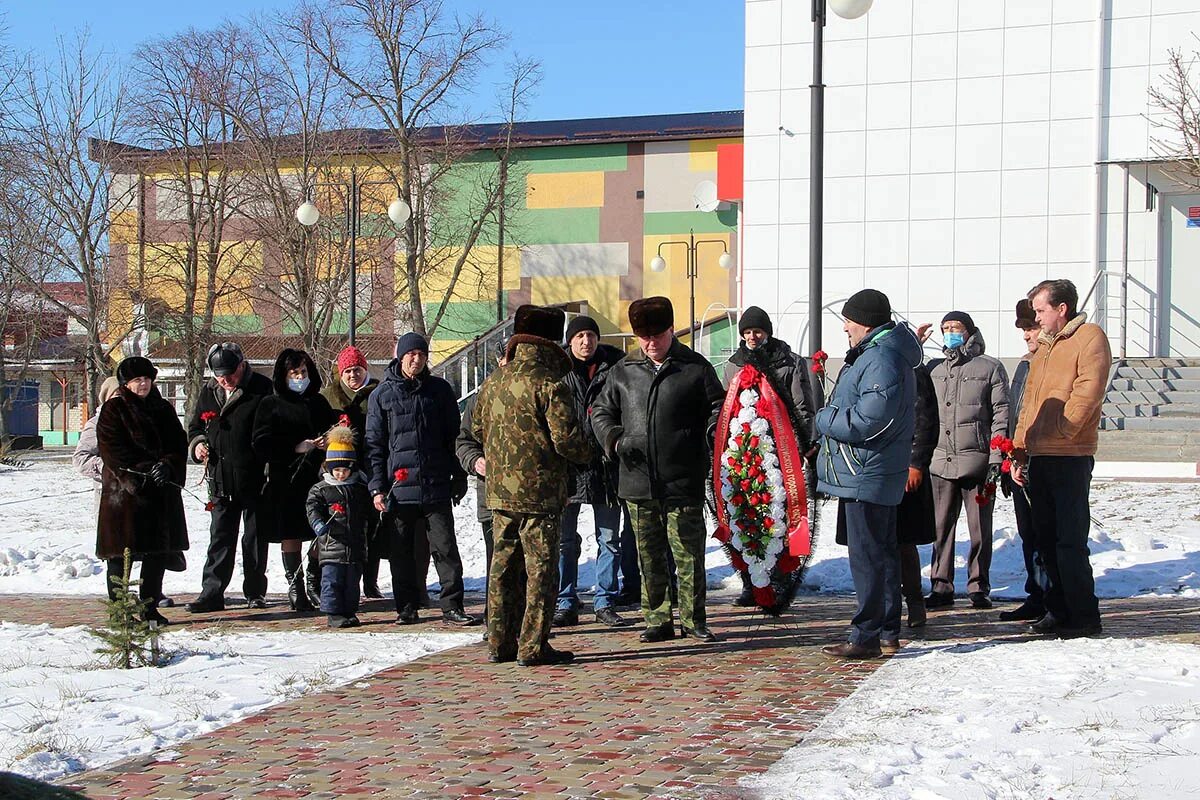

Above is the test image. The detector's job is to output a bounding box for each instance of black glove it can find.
[1000,472,1014,499]
[615,435,645,466]
[149,462,171,487]
[451,474,468,505]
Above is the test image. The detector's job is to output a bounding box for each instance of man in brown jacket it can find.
[1012,279,1111,639]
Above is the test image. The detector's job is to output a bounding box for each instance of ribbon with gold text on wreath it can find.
[712,363,814,616]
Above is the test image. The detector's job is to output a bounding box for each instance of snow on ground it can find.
[744,636,1200,800]
[2,459,1196,600]
[0,622,475,781]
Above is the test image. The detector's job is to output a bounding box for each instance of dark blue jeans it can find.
[842,499,901,646]
[557,502,622,611]
[320,563,362,617]
[1027,456,1099,628]
[1012,484,1045,607]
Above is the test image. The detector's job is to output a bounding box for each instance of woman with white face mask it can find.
[252,348,336,612]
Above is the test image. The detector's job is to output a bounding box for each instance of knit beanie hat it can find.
[324,424,357,471]
[336,345,368,373]
[941,310,977,334]
[628,296,674,337]
[207,342,244,377]
[564,315,601,343]
[513,304,567,342]
[737,305,773,336]
[1015,299,1037,329]
[395,332,429,359]
[117,356,157,385]
[841,289,891,329]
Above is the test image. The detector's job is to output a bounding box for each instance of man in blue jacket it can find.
[815,289,921,659]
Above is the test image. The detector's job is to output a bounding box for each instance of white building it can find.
[741,0,1200,359]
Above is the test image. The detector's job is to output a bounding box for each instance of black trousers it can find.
[389,503,465,613]
[198,497,268,602]
[1012,483,1045,607]
[1027,456,1099,628]
[106,556,165,605]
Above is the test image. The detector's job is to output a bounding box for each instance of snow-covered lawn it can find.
[745,637,1200,800]
[0,622,475,781]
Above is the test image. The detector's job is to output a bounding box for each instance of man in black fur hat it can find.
[591,297,725,643]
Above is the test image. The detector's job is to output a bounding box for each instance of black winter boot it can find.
[305,556,322,608]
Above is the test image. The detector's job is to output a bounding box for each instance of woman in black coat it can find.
[252,349,335,611]
[96,356,189,625]
[898,363,938,627]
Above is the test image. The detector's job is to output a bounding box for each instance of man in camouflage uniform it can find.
[472,305,593,666]
[591,297,725,643]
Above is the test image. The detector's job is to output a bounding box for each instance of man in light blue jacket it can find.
[815,289,921,659]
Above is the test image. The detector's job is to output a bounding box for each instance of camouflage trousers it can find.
[488,510,560,662]
[627,501,707,630]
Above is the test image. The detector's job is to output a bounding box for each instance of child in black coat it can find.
[305,425,373,628]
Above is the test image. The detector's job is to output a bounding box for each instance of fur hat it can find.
[628,296,674,337]
[207,342,244,377]
[336,345,368,374]
[395,332,429,359]
[564,315,601,343]
[841,289,891,329]
[117,356,157,385]
[738,305,773,336]
[1015,299,1038,329]
[513,304,566,342]
[324,424,357,471]
[941,310,977,334]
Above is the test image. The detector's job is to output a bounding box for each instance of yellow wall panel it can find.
[413,246,523,301]
[140,241,259,316]
[529,275,623,333]
[642,234,734,333]
[688,137,741,172]
[109,211,138,245]
[525,171,605,209]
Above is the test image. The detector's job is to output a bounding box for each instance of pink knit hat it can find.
[336,345,368,373]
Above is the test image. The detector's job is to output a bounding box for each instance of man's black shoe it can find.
[969,592,993,610]
[998,601,1045,621]
[488,651,516,664]
[246,597,267,610]
[363,584,383,599]
[731,588,756,607]
[157,595,175,608]
[1028,612,1059,634]
[595,607,632,627]
[639,622,675,643]
[396,604,420,625]
[552,608,579,627]
[346,615,362,628]
[613,590,641,608]
[680,625,717,642]
[327,614,349,628]
[443,608,480,626]
[1058,622,1103,640]
[925,591,955,609]
[185,597,224,614]
[517,646,574,667]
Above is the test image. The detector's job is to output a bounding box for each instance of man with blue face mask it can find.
[925,311,1010,611]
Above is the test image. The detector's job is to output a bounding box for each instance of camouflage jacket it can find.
[471,334,593,514]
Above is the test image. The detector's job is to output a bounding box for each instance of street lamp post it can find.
[295,165,411,346]
[810,0,873,355]
[649,228,734,345]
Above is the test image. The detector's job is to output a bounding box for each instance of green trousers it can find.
[488,510,560,661]
[628,501,707,629]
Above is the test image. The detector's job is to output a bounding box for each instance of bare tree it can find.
[121,25,256,419]
[1,34,131,409]
[289,0,536,339]
[1150,42,1200,189]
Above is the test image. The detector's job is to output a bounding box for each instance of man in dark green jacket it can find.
[591,297,725,644]
[472,305,593,667]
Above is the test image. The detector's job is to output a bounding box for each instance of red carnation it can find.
[204,501,216,512]
[1000,459,1012,474]
[740,479,752,491]
[763,517,776,529]
[330,502,346,514]
[200,411,217,423]
[727,456,737,468]
[990,434,1004,449]
[738,367,758,389]
[742,422,752,434]
[811,363,822,374]
[813,349,828,362]
[338,414,352,428]
[749,435,760,449]
[731,494,744,507]
[975,493,989,506]
[394,468,409,482]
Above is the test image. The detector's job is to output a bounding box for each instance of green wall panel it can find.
[515,144,627,174]
[515,207,601,245]
[425,300,500,341]
[212,315,262,334]
[643,209,738,235]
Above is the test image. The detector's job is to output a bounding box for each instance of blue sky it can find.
[2,0,745,123]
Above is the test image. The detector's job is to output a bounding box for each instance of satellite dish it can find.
[693,180,720,212]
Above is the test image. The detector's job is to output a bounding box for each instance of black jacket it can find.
[898,364,938,546]
[187,368,273,502]
[723,337,817,447]
[365,361,465,507]
[563,343,624,506]
[252,351,336,542]
[591,338,725,504]
[455,392,490,523]
[306,476,373,565]
[911,364,938,471]
[1008,358,1030,440]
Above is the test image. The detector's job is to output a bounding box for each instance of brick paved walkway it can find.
[0,593,1193,798]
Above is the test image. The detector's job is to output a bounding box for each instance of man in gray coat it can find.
[925,311,1010,610]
